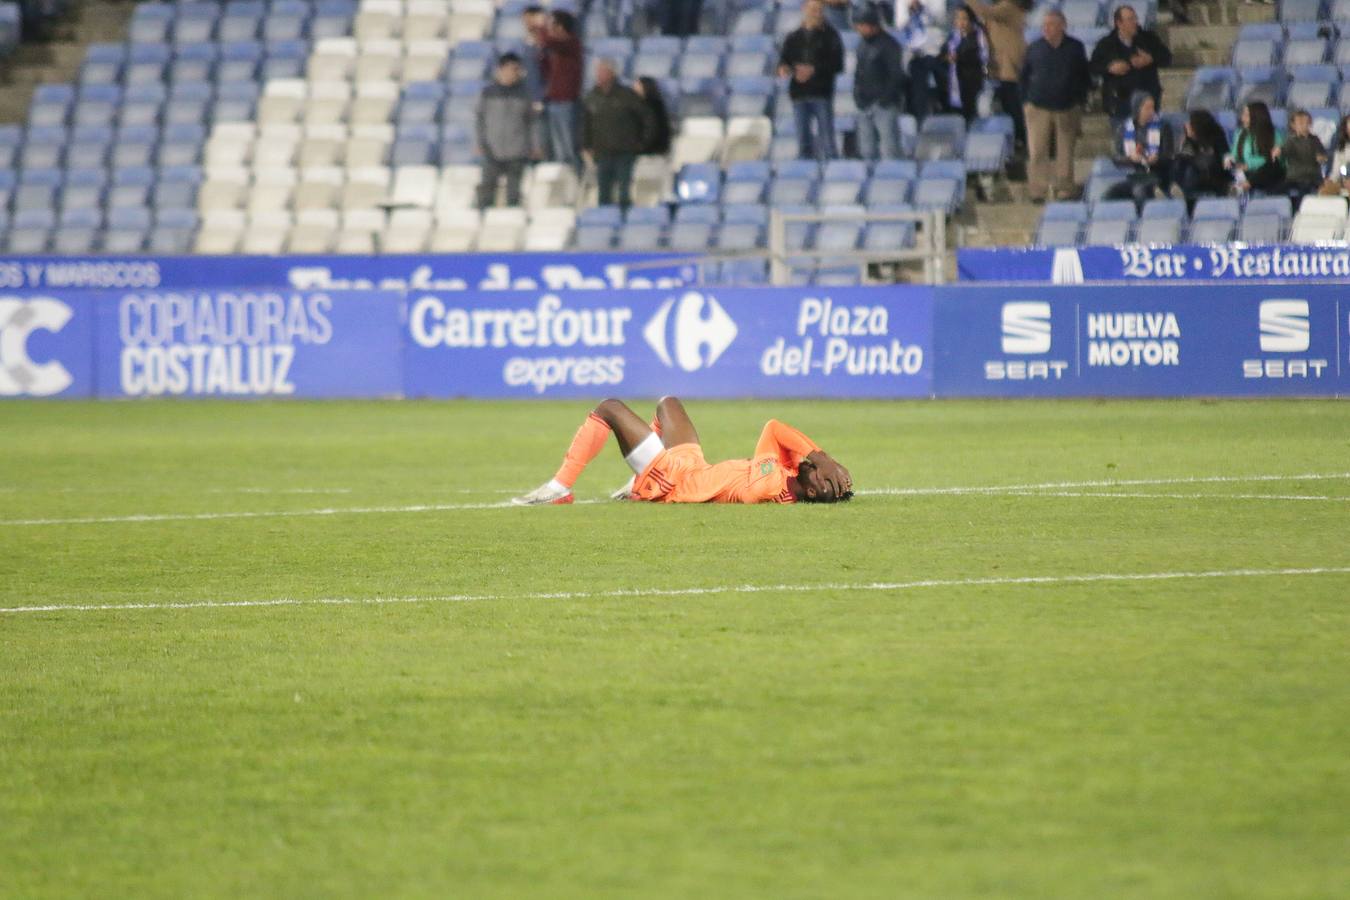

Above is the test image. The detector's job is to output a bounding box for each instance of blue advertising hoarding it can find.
[0,293,96,398]
[934,284,1349,396]
[95,289,403,399]
[402,286,935,398]
[3,282,1346,400]
[0,253,689,292]
[958,244,1350,283]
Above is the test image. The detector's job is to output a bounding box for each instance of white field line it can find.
[855,472,1350,497]
[3,472,1349,527]
[1005,491,1350,503]
[3,566,1348,616]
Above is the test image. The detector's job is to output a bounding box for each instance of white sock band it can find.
[624,432,664,475]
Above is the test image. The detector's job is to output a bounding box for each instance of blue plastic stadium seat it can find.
[111,125,159,169]
[15,168,61,209]
[264,1,312,42]
[173,4,221,44]
[1279,0,1326,22]
[80,43,126,84]
[312,0,358,40]
[218,1,264,43]
[109,167,156,209]
[157,124,207,168]
[675,162,721,203]
[578,206,623,227]
[66,125,113,169]
[218,41,263,82]
[1185,67,1237,110]
[390,124,438,166]
[261,40,310,80]
[572,223,616,250]
[398,82,447,126]
[164,82,213,127]
[674,204,720,225]
[73,85,121,129]
[52,208,103,255]
[668,221,716,251]
[212,82,261,124]
[617,222,665,250]
[104,208,152,254]
[149,208,199,255]
[152,167,204,210]
[19,127,68,170]
[169,42,219,83]
[128,5,174,44]
[58,168,106,212]
[625,206,671,226]
[8,209,55,253]
[125,43,171,86]
[29,83,75,128]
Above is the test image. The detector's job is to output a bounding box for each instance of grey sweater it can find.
[477,80,535,162]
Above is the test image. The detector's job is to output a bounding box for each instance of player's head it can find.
[797,464,853,504]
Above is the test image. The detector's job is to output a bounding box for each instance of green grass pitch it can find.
[2,398,1348,898]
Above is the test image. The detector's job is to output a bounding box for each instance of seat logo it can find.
[1258,300,1310,353]
[1001,301,1052,354]
[0,297,74,397]
[644,291,738,372]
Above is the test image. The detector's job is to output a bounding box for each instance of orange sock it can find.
[552,412,611,488]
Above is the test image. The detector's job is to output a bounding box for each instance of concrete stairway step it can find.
[1165,24,1242,67]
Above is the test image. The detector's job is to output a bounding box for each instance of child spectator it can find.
[1280,109,1327,202]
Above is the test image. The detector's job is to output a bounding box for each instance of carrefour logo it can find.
[1259,300,1310,353]
[1000,301,1052,354]
[643,291,738,372]
[0,297,74,396]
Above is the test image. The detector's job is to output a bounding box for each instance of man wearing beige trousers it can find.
[1018,10,1089,202]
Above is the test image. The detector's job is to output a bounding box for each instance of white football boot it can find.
[609,476,635,501]
[511,480,574,506]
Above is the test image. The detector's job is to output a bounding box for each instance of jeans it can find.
[547,101,580,172]
[596,153,637,209]
[793,98,836,161]
[660,0,703,35]
[856,104,901,160]
[907,54,948,122]
[477,158,526,208]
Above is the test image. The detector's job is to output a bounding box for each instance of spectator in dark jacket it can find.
[1171,108,1231,211]
[541,10,583,172]
[945,5,990,123]
[1020,9,1089,201]
[852,4,906,159]
[582,60,656,209]
[778,0,845,160]
[476,54,536,209]
[635,76,672,156]
[1106,90,1174,211]
[1281,109,1328,201]
[1089,5,1172,126]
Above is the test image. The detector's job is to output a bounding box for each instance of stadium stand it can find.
[0,0,1347,279]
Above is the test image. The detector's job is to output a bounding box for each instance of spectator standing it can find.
[582,59,656,209]
[898,0,949,122]
[660,0,703,36]
[1089,5,1171,127]
[1280,109,1327,202]
[1020,9,1089,202]
[635,76,672,156]
[852,5,906,159]
[944,5,989,123]
[476,53,536,209]
[541,10,584,172]
[1172,108,1231,210]
[1106,90,1173,211]
[967,0,1029,149]
[778,0,845,161]
[1230,100,1284,194]
[513,5,550,158]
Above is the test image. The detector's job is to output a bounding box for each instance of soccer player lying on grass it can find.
[513,397,853,505]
